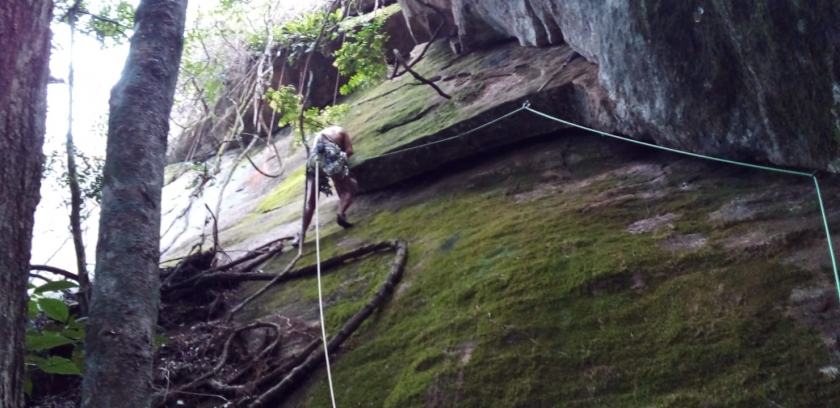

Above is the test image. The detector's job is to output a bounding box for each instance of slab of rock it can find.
[659,233,707,253]
[349,41,616,192]
[627,213,681,235]
[399,0,840,170]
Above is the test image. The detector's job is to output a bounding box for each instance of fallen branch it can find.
[160,242,205,287]
[249,240,408,407]
[165,245,285,292]
[204,204,222,254]
[209,321,284,394]
[198,241,395,288]
[29,265,79,282]
[253,339,320,391]
[228,253,303,319]
[392,0,446,79]
[244,153,282,178]
[393,50,451,99]
[180,247,286,292]
[156,322,281,407]
[251,236,295,253]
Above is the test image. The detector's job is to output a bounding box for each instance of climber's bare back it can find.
[316,126,354,159]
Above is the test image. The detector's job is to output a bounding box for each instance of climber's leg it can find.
[333,174,355,228]
[293,173,317,247]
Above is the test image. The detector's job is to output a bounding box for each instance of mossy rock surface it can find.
[159,27,840,407]
[341,39,613,192]
[234,131,840,408]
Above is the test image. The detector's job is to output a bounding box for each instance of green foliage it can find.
[33,280,78,295]
[185,160,212,191]
[264,85,350,138]
[31,356,82,376]
[45,147,105,207]
[335,17,389,95]
[302,104,351,134]
[182,26,225,108]
[24,280,86,388]
[53,0,136,47]
[37,298,70,323]
[84,1,136,47]
[218,0,241,11]
[26,333,75,351]
[265,85,303,127]
[267,8,343,61]
[154,334,172,348]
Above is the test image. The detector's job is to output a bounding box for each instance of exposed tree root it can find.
[248,240,408,407]
[228,241,395,318]
[154,240,407,408]
[155,321,281,406]
[164,243,285,292]
[228,252,302,319]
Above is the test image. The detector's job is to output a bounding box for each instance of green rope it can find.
[523,103,840,306]
[364,100,840,305]
[371,105,528,159]
[813,177,840,302]
[525,105,813,177]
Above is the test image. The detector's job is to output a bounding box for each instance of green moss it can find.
[339,3,401,31]
[235,148,839,407]
[255,166,307,213]
[343,42,523,163]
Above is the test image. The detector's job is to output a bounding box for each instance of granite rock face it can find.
[398,0,840,170]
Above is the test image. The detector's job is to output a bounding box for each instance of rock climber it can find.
[293,125,357,248]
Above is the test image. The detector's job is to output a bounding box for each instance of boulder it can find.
[346,41,615,192]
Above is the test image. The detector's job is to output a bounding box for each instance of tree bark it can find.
[81,1,188,407]
[66,11,92,316]
[0,1,52,407]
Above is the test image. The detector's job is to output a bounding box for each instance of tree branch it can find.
[57,0,84,23]
[392,0,446,79]
[76,9,132,30]
[393,50,451,99]
[245,153,282,178]
[29,273,51,283]
[30,265,80,282]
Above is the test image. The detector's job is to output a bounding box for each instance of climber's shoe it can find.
[336,214,354,229]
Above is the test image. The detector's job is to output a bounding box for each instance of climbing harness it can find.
[309,133,350,178]
[314,159,339,408]
[367,100,840,306]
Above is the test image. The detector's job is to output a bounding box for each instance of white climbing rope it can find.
[314,159,339,408]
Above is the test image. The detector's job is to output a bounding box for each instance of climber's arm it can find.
[341,129,354,158]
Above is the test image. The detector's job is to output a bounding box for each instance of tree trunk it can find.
[0,1,52,407]
[81,1,188,407]
[66,12,92,316]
